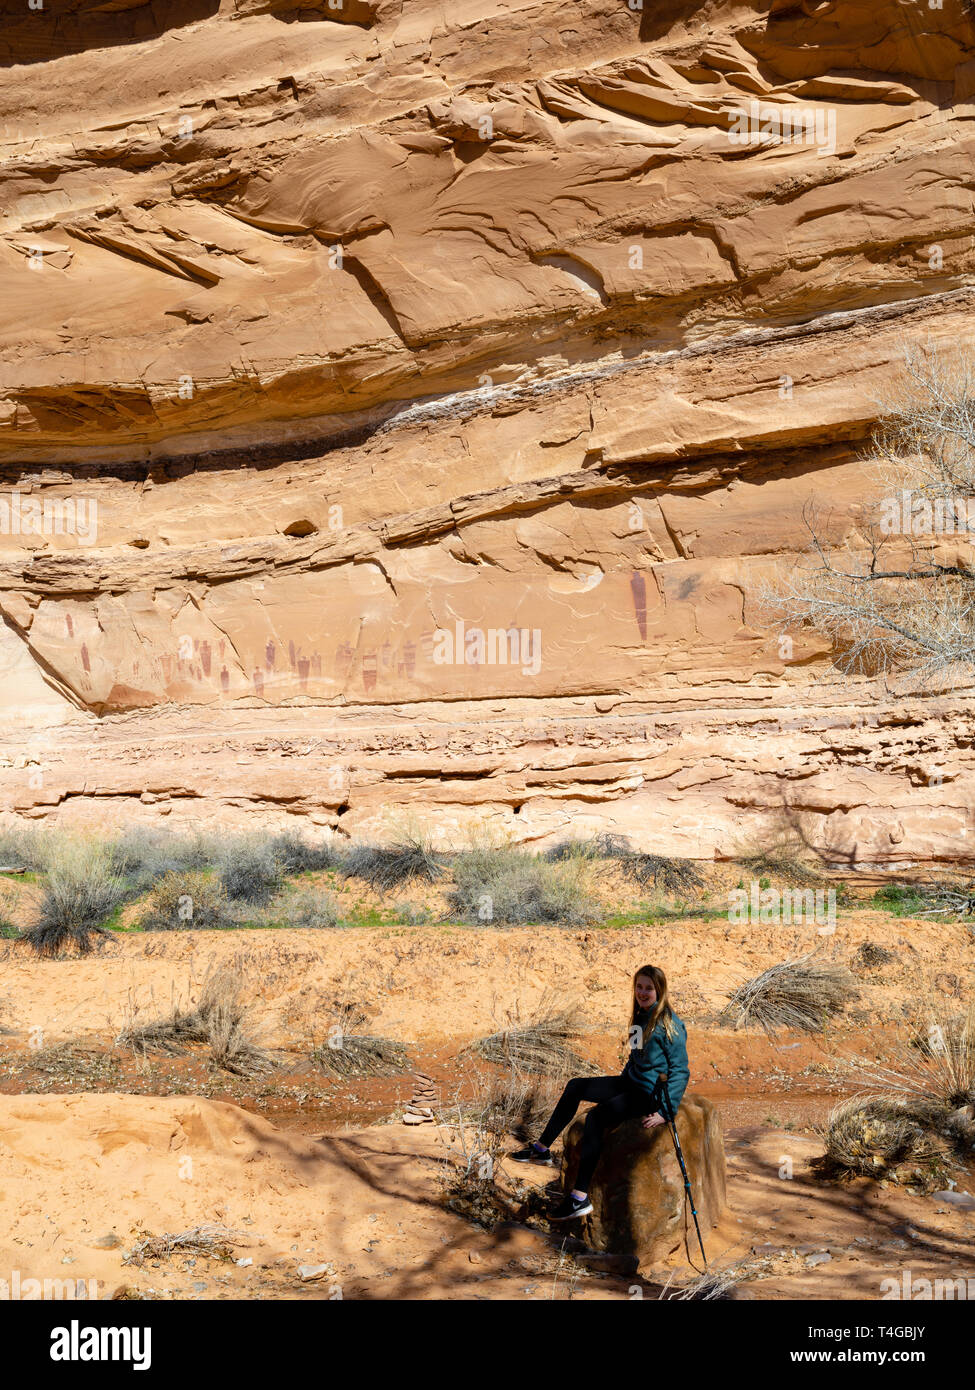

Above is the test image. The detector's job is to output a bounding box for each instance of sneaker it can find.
[550,1192,593,1221]
[510,1142,557,1166]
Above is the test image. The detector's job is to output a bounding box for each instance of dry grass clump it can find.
[660,1267,742,1300]
[544,835,704,898]
[814,1095,957,1192]
[852,941,896,971]
[852,1001,975,1112]
[268,827,345,875]
[311,1003,409,1077]
[22,837,126,957]
[123,1225,249,1267]
[117,961,274,1077]
[464,994,598,1075]
[719,954,858,1034]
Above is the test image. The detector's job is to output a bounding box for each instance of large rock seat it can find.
[561,1094,726,1265]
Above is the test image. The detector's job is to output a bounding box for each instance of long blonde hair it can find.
[630,964,677,1043]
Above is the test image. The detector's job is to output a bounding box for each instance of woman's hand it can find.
[642,1112,666,1129]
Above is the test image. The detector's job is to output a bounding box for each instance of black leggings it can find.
[539,1075,657,1193]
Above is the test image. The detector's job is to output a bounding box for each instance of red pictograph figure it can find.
[200,640,211,677]
[265,640,275,671]
[253,670,264,698]
[362,653,377,692]
[220,667,230,692]
[81,643,90,673]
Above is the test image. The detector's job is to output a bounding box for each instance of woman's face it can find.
[634,974,657,1010]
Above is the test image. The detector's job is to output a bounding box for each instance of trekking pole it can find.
[655,1082,708,1268]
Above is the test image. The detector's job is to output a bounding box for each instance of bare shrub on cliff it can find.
[544,835,704,897]
[719,954,858,1034]
[110,826,223,898]
[760,347,975,694]
[22,837,126,957]
[449,845,605,926]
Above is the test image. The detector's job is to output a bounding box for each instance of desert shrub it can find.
[544,836,705,899]
[719,954,858,1034]
[849,1002,975,1112]
[815,1094,955,1191]
[139,871,230,932]
[620,854,704,895]
[217,837,283,904]
[544,833,632,862]
[269,828,345,875]
[341,828,444,892]
[464,995,598,1075]
[449,845,605,926]
[398,901,432,926]
[0,822,47,870]
[22,838,126,957]
[117,961,273,1076]
[0,918,20,940]
[279,883,341,929]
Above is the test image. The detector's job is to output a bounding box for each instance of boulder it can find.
[561,1095,726,1266]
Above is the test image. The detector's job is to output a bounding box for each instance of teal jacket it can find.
[623,1009,690,1115]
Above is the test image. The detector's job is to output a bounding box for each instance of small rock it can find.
[297,1264,331,1281]
[236,1257,253,1267]
[468,1251,482,1264]
[805,1252,832,1266]
[933,1190,975,1210]
[89,1233,122,1250]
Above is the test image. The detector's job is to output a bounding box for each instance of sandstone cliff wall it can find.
[1,1,974,862]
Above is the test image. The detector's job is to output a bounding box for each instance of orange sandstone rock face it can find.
[0,1,974,861]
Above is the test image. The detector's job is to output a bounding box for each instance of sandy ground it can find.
[1,892,972,1301]
[0,909,970,1050]
[0,1092,972,1302]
